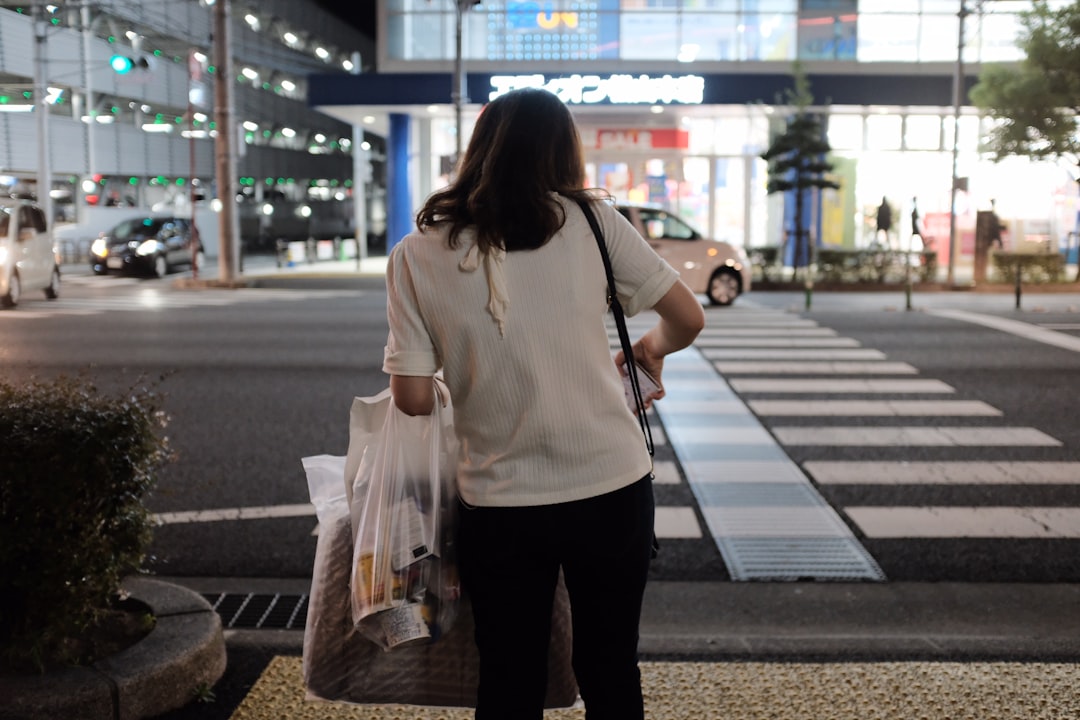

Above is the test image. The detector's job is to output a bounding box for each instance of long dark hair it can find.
[415,88,595,253]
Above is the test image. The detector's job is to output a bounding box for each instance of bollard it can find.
[1015,258,1022,310]
[904,249,913,311]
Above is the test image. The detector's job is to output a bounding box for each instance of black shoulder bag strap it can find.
[575,198,654,459]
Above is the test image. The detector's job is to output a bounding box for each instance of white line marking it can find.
[807,461,1080,484]
[929,309,1080,354]
[750,400,1002,416]
[654,507,703,539]
[154,503,315,525]
[716,362,918,375]
[702,348,886,360]
[704,319,820,328]
[773,426,1061,447]
[696,338,860,347]
[845,507,1080,538]
[694,327,838,337]
[730,378,955,394]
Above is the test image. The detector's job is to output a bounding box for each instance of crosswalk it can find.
[612,299,1080,580]
[146,296,1078,582]
[695,302,1080,551]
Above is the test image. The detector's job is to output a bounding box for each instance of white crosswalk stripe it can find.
[844,507,1080,538]
[750,400,1002,416]
[696,337,859,347]
[772,426,1062,447]
[716,361,918,374]
[702,348,887,360]
[698,306,1073,547]
[805,461,1080,485]
[731,378,955,393]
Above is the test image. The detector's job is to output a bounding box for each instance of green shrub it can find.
[991,252,1065,284]
[816,248,938,284]
[0,376,170,672]
[750,246,781,282]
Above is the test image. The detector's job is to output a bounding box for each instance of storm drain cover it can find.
[203,593,309,629]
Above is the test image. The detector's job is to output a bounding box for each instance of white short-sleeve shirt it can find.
[384,196,679,507]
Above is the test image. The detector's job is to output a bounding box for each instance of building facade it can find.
[0,0,375,253]
[312,1,1078,273]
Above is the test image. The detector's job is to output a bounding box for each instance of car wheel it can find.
[707,269,740,306]
[44,265,60,300]
[2,271,20,308]
[153,254,168,278]
[92,266,109,276]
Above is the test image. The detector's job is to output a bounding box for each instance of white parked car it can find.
[0,197,61,309]
[616,203,751,306]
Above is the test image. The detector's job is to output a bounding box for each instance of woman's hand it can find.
[390,374,436,416]
[615,335,665,408]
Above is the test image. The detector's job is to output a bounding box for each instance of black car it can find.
[90,217,202,277]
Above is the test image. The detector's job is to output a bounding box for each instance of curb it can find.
[0,578,226,720]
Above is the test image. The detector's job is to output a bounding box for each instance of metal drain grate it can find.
[654,345,886,583]
[202,593,309,629]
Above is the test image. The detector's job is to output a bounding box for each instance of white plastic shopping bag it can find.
[300,419,579,707]
[349,390,460,650]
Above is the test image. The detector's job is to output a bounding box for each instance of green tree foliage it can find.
[761,66,839,276]
[970,0,1080,176]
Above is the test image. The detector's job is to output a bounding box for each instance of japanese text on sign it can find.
[489,74,705,105]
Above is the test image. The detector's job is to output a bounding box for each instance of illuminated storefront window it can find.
[904,115,941,151]
[827,114,863,151]
[797,0,856,60]
[866,114,902,151]
[384,1,1048,66]
[857,13,919,62]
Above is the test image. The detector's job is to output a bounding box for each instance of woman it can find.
[384,88,704,720]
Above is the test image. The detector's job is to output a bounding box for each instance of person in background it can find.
[876,196,893,247]
[383,87,704,720]
[988,198,1004,249]
[910,197,926,251]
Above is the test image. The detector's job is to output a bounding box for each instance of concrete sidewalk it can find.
[152,577,1080,719]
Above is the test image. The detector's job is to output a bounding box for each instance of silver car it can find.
[0,197,61,309]
[616,204,751,306]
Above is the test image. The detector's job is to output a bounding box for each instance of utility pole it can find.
[452,1,477,174]
[33,1,53,226]
[350,50,367,265]
[80,3,96,216]
[947,0,969,287]
[213,0,240,282]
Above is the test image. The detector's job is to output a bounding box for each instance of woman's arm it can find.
[390,374,436,416]
[616,278,705,401]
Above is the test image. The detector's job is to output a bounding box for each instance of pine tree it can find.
[761,64,839,295]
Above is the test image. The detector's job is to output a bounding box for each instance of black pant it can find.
[457,475,655,720]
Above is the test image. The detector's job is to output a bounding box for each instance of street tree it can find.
[970,0,1080,279]
[761,64,839,307]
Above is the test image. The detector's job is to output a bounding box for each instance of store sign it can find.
[507,2,579,30]
[489,74,705,105]
[588,129,690,150]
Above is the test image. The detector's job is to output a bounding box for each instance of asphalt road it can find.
[3,268,1079,586]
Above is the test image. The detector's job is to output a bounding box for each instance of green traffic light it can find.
[110,55,134,74]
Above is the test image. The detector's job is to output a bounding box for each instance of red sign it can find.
[594,129,689,150]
